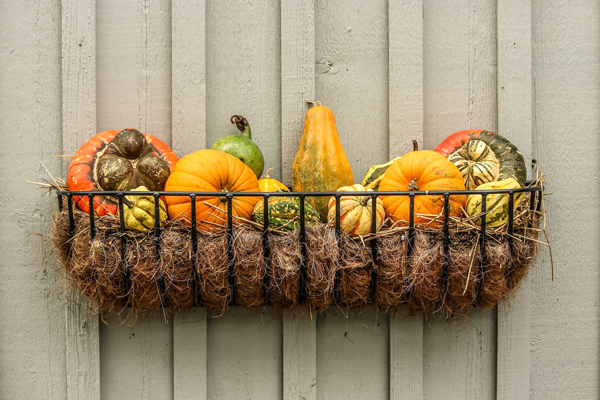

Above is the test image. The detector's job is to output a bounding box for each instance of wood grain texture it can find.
[495,0,532,398]
[96,1,174,398]
[530,0,600,398]
[281,2,318,399]
[207,309,283,400]
[316,309,389,399]
[390,316,423,399]
[100,316,174,400]
[283,313,317,400]
[423,1,497,398]
[388,1,424,399]
[389,0,424,156]
[172,0,207,155]
[61,0,101,399]
[174,310,207,400]
[96,0,172,140]
[0,1,67,398]
[315,0,389,180]
[281,0,315,185]
[171,2,208,399]
[206,0,282,179]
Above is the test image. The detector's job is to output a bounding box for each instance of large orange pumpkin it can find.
[379,142,466,227]
[164,149,260,232]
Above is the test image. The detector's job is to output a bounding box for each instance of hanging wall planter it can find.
[52,179,543,319]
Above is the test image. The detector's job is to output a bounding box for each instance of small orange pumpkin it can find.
[164,149,260,231]
[327,184,385,236]
[379,141,466,227]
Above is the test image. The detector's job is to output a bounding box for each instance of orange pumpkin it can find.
[164,149,260,231]
[379,142,466,227]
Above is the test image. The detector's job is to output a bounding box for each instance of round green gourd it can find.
[212,115,264,178]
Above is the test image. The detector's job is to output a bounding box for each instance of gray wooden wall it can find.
[1,0,598,399]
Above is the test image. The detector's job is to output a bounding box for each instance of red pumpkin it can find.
[67,129,178,216]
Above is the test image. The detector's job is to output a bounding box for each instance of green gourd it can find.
[253,197,320,232]
[212,115,265,178]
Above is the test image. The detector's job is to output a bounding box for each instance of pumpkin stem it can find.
[306,99,322,108]
[231,115,252,140]
[262,168,273,179]
[412,140,419,152]
[359,196,370,207]
[407,178,420,191]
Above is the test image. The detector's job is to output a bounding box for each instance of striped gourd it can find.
[252,196,320,232]
[360,156,402,190]
[327,184,385,236]
[466,178,524,227]
[448,139,499,190]
[434,130,527,191]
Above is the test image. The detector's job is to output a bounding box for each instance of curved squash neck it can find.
[231,115,252,140]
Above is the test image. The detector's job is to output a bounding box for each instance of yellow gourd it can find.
[465,178,524,227]
[258,168,289,192]
[123,186,168,232]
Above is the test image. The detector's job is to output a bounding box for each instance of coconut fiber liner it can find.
[52,196,542,320]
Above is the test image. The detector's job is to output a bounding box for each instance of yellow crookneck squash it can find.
[292,100,354,221]
[258,168,289,192]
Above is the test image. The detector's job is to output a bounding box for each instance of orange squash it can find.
[292,100,354,221]
[379,141,466,227]
[164,149,260,232]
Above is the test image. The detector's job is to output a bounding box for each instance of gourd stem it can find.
[263,168,273,179]
[407,178,420,191]
[412,140,419,152]
[231,115,252,140]
[306,99,322,108]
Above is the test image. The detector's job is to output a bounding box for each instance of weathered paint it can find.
[0,0,598,399]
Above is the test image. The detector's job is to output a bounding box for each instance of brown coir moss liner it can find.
[52,197,542,321]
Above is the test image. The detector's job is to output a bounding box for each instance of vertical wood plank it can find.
[422,1,497,398]
[205,2,284,398]
[61,0,101,399]
[313,1,390,398]
[495,0,532,398]
[0,1,67,398]
[207,310,283,399]
[172,0,207,156]
[205,0,282,178]
[281,1,317,400]
[315,0,389,178]
[96,1,174,398]
[530,0,600,398]
[281,0,316,185]
[316,309,389,399]
[388,1,424,399]
[172,1,208,399]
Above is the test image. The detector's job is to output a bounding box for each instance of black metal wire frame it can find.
[57,183,542,310]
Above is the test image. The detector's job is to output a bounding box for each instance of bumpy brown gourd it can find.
[292,100,354,221]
